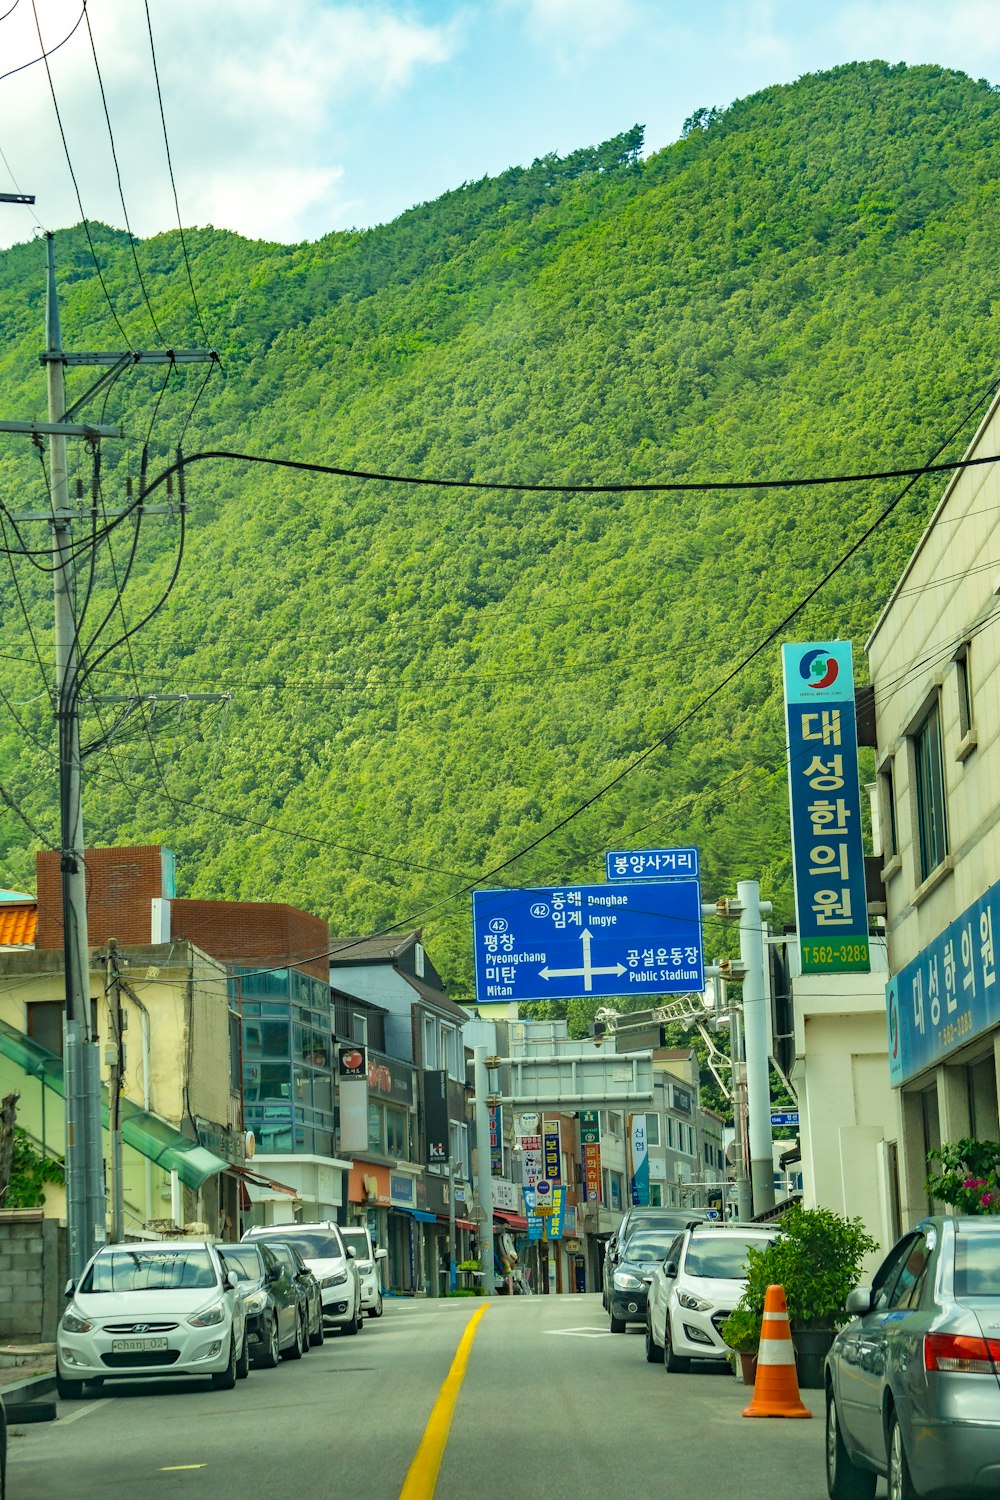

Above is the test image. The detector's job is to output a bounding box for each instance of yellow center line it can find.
[399,1304,489,1500]
[159,1465,207,1471]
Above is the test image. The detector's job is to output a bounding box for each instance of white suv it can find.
[646,1223,776,1371]
[339,1225,388,1317]
[243,1223,362,1334]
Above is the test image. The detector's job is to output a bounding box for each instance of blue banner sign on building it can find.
[605,848,699,881]
[887,878,1000,1086]
[472,882,704,1003]
[781,641,870,974]
[522,1186,544,1241]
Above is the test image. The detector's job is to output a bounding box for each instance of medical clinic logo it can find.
[800,648,840,691]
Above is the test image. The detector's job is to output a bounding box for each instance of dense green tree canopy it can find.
[0,61,997,1009]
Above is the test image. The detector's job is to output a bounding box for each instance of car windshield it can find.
[82,1247,218,1293]
[340,1230,369,1258]
[623,1233,678,1262]
[256,1230,343,1260]
[220,1246,264,1282]
[955,1232,1000,1297]
[683,1236,769,1279]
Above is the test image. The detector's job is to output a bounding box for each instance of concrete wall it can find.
[0,1209,66,1342]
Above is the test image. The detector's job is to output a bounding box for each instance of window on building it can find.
[649,1183,663,1206]
[27,999,98,1056]
[955,641,974,740]
[422,1015,438,1069]
[645,1115,660,1146]
[666,1116,675,1149]
[449,1121,468,1174]
[351,1011,368,1046]
[386,1106,409,1158]
[913,697,949,881]
[610,1173,623,1210]
[879,760,899,861]
[607,1112,622,1136]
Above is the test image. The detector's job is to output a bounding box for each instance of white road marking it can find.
[546,1328,613,1338]
[56,1398,111,1425]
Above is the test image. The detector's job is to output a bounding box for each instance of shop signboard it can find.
[489,1105,504,1176]
[583,1141,602,1203]
[545,1186,566,1239]
[423,1069,449,1166]
[389,1173,415,1207]
[887,875,1000,1086]
[580,1111,601,1144]
[367,1050,414,1106]
[782,641,870,974]
[628,1114,650,1206]
[543,1124,562,1183]
[520,1135,543,1189]
[523,1186,544,1241]
[493,1178,519,1212]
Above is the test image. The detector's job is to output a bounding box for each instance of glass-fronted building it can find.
[232,966,335,1158]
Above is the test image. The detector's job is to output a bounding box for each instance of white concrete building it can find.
[787,935,902,1255]
[866,387,1000,1227]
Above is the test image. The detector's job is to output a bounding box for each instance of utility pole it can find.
[724,978,753,1220]
[737,880,775,1216]
[0,231,217,1277]
[447,1157,457,1295]
[104,938,125,1243]
[45,233,107,1277]
[472,1046,494,1296]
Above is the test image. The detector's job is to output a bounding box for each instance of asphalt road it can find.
[9,1295,872,1500]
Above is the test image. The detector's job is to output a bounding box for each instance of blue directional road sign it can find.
[770,1111,800,1127]
[472,881,703,1003]
[605,847,699,882]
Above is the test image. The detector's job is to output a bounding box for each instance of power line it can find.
[0,0,85,84]
[82,7,166,346]
[142,0,208,341]
[136,444,1000,504]
[29,0,134,350]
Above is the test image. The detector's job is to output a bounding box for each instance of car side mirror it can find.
[375,1247,388,1261]
[346,1246,357,1258]
[845,1285,873,1316]
[226,1270,240,1290]
[267,1265,281,1283]
[663,1260,678,1279]
[64,1278,76,1298]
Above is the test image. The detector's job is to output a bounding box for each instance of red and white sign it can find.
[520,1135,543,1189]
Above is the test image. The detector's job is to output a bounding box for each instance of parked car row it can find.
[55,1221,387,1399]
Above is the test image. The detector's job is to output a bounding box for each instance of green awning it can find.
[0,1017,230,1190]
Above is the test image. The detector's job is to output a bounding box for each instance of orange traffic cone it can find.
[742,1284,812,1419]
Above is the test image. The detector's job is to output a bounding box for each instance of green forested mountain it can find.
[0,60,998,1001]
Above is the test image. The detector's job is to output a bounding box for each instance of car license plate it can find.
[111,1338,169,1353]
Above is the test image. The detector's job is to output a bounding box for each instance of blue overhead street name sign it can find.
[605,847,699,882]
[770,1111,800,1127]
[472,881,703,1003]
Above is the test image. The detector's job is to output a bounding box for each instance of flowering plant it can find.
[926,1139,1000,1214]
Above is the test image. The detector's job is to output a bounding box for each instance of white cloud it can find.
[0,1,459,247]
[506,0,645,58]
[833,0,1000,65]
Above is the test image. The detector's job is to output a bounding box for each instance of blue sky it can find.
[1,1,999,249]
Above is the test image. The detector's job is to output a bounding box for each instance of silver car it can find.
[825,1216,1000,1500]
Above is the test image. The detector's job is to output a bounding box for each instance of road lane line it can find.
[398,1304,488,1500]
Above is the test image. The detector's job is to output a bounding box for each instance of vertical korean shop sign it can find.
[580,1110,602,1204]
[782,642,870,974]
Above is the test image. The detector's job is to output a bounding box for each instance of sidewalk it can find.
[0,1344,57,1422]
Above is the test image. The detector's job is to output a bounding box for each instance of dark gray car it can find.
[601,1209,705,1311]
[825,1216,1000,1500]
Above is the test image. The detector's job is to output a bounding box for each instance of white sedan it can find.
[56,1240,249,1398]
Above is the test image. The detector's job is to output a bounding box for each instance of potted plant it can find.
[926,1138,1000,1213]
[736,1204,878,1388]
[719,1306,760,1384]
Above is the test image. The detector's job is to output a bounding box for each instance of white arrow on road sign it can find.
[539,929,627,993]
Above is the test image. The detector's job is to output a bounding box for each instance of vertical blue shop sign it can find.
[887,878,1000,1086]
[781,642,870,974]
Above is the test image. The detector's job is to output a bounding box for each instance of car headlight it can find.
[677,1291,712,1312]
[189,1302,226,1327]
[321,1271,348,1288]
[242,1291,268,1315]
[614,1272,644,1291]
[62,1306,95,1334]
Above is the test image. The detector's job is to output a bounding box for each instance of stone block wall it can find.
[0,1209,67,1342]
